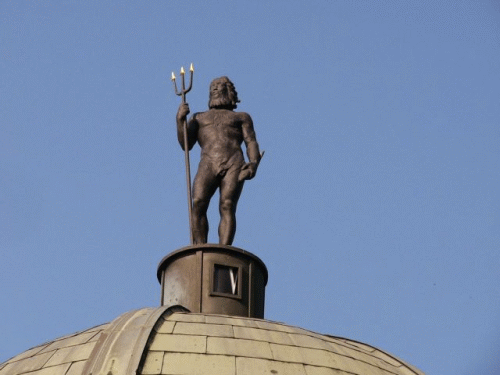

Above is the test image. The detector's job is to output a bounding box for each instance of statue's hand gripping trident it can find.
[171,63,194,243]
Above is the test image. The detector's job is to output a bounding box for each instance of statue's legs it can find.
[192,166,218,244]
[218,170,244,246]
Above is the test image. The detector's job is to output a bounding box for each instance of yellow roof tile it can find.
[65,361,86,375]
[207,337,273,359]
[141,351,164,375]
[233,325,295,345]
[237,357,307,375]
[161,352,235,375]
[43,341,95,367]
[173,322,234,337]
[150,333,206,353]
[22,363,71,375]
[0,351,54,375]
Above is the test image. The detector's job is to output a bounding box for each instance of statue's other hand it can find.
[238,162,257,181]
[177,103,190,120]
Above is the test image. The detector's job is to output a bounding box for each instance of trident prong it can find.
[171,63,195,243]
[172,63,193,104]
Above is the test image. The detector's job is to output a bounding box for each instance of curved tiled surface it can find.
[0,308,424,375]
[0,323,109,375]
[142,312,424,375]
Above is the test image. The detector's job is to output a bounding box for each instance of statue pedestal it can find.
[157,244,268,318]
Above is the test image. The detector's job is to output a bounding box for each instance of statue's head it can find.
[209,76,240,110]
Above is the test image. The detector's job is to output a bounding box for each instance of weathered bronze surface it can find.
[157,244,268,318]
[176,77,262,245]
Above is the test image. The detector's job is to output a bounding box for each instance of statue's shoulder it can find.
[233,111,251,120]
[191,112,205,121]
[192,110,219,126]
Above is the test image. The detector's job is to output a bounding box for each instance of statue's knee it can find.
[219,199,234,214]
[193,198,208,213]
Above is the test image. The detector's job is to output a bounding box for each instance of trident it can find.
[171,63,194,243]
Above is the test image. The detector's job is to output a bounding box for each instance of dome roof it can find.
[0,307,424,375]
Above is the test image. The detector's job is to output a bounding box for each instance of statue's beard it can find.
[209,92,236,110]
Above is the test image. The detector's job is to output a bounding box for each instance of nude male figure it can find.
[176,76,261,245]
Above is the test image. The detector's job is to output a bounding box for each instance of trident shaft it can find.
[171,63,194,243]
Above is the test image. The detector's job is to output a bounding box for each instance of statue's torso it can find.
[195,109,246,164]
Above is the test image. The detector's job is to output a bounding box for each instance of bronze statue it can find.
[176,76,261,245]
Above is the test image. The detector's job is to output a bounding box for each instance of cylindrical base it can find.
[157,244,268,318]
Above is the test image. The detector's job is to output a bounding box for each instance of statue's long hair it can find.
[208,77,240,110]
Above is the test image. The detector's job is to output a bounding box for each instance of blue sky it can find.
[1,1,499,374]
